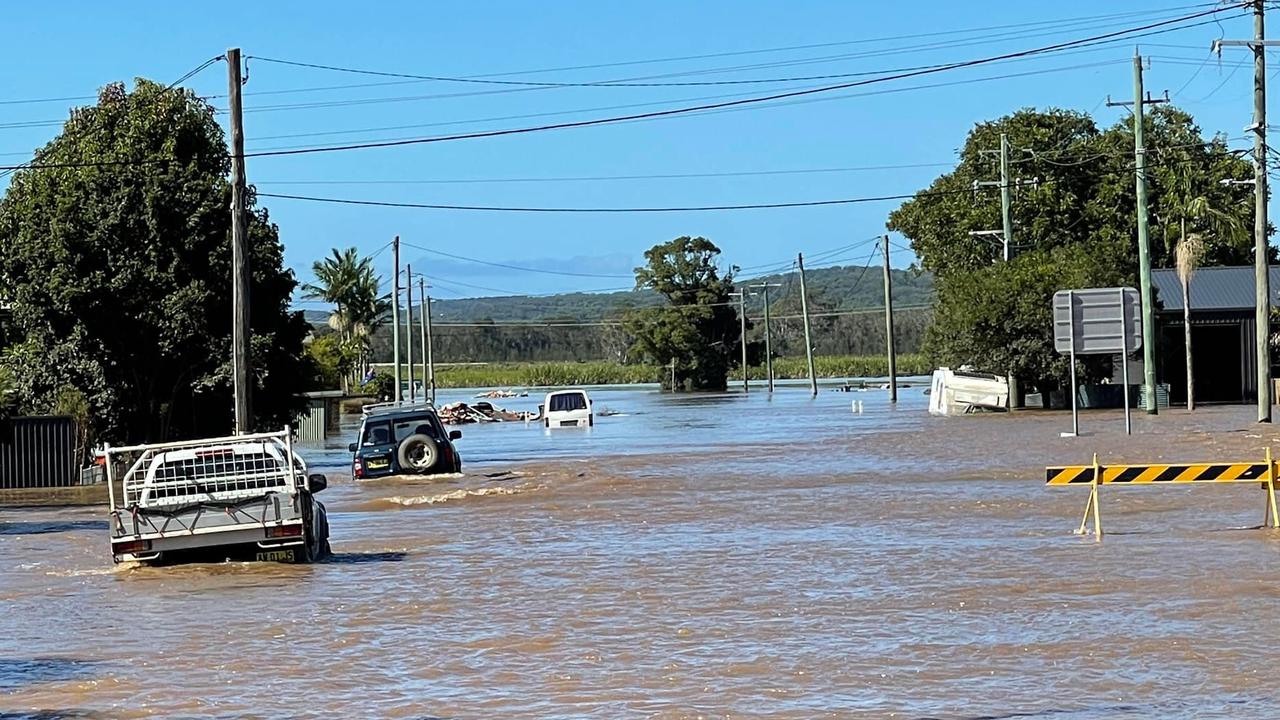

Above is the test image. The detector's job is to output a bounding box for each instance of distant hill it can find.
[303,265,933,325]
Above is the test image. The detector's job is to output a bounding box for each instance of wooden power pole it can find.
[797,253,818,397]
[226,48,252,433]
[391,236,401,403]
[882,237,898,403]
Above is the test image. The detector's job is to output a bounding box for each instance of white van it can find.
[542,389,593,428]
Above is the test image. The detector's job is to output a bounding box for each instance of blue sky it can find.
[1,2,1271,303]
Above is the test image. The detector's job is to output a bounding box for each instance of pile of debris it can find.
[439,401,535,425]
[474,389,528,399]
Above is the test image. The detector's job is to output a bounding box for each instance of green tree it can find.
[0,79,312,442]
[302,247,390,388]
[624,236,742,391]
[306,333,359,390]
[888,105,1255,393]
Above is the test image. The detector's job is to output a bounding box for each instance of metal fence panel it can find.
[296,403,326,444]
[0,416,77,489]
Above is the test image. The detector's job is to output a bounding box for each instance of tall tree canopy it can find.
[887,105,1255,393]
[0,79,311,442]
[625,236,743,391]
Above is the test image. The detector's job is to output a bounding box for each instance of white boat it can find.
[928,367,1009,416]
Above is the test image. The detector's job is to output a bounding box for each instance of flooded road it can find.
[5,384,1280,718]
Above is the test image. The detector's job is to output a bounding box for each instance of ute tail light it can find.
[353,457,364,478]
[112,539,152,555]
[266,524,304,539]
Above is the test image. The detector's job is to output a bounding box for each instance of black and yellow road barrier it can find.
[1045,449,1280,538]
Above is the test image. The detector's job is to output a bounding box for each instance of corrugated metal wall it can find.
[0,416,77,489]
[296,403,327,444]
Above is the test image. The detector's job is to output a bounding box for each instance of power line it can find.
[254,163,958,186]
[256,186,985,213]
[399,240,634,279]
[246,4,1227,91]
[0,55,225,181]
[233,6,1243,160]
[235,57,1127,154]
[431,4,1224,80]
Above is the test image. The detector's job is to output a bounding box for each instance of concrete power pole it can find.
[749,283,782,393]
[882,237,898,404]
[1133,51,1159,416]
[226,48,252,433]
[730,290,748,393]
[405,264,414,402]
[797,253,818,397]
[1216,2,1275,421]
[425,288,436,404]
[999,133,1013,262]
[391,236,401,403]
[419,278,431,404]
[1107,52,1168,415]
[974,132,1038,408]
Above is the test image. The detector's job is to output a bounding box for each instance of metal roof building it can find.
[1149,265,1279,405]
[1150,266,1280,312]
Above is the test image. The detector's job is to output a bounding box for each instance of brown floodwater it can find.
[4,386,1280,718]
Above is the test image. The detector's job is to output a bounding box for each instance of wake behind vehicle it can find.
[105,429,330,564]
[349,400,463,479]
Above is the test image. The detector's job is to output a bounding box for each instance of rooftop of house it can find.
[1150,265,1280,313]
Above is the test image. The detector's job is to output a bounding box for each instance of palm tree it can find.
[302,248,389,391]
[1175,230,1204,411]
[1164,180,1245,411]
[302,248,363,338]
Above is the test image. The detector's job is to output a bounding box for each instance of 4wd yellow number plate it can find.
[367,458,390,470]
[256,549,295,562]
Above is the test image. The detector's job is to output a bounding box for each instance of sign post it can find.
[1052,287,1143,436]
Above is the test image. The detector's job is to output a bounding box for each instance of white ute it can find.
[541,389,593,428]
[105,429,330,564]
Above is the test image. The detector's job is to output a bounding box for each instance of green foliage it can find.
[0,364,16,421]
[624,237,742,391]
[761,353,931,380]
[306,334,359,390]
[350,265,933,365]
[926,241,1128,389]
[887,105,1256,391]
[52,386,91,463]
[361,370,396,400]
[427,355,930,389]
[0,79,311,442]
[434,362,660,388]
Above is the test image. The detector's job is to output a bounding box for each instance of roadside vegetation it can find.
[889,106,1257,397]
[0,80,311,443]
[414,354,930,390]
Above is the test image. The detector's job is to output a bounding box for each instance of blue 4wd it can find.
[349,403,462,479]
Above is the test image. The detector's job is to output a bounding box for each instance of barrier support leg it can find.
[1090,453,1103,539]
[1267,448,1279,529]
[1076,453,1103,538]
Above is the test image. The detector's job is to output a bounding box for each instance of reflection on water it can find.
[5,384,1280,717]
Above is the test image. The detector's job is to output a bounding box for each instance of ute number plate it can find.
[562,420,579,426]
[367,458,390,470]
[256,549,295,562]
